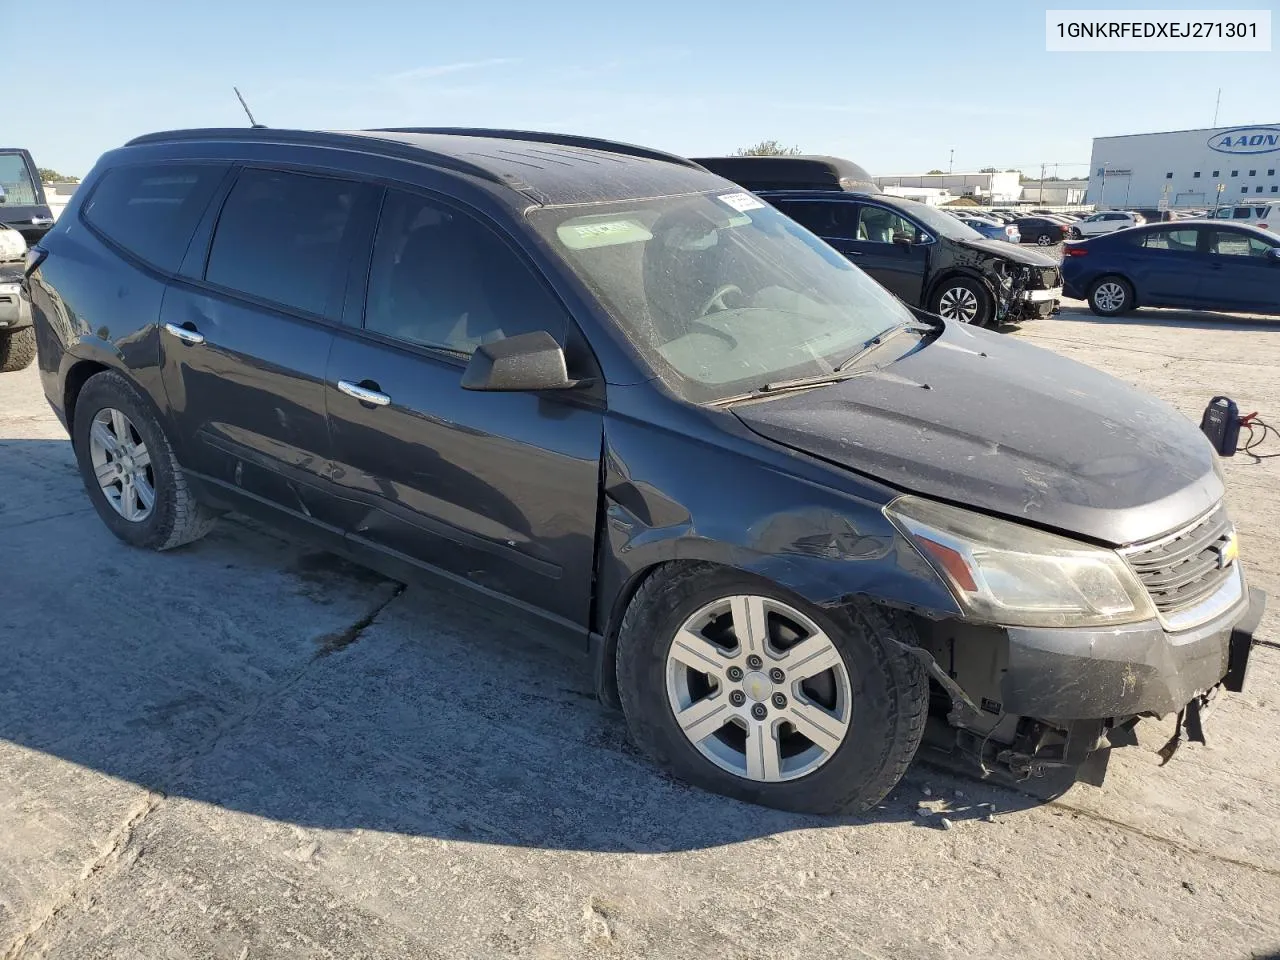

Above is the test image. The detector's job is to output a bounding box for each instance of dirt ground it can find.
[2,303,1278,960]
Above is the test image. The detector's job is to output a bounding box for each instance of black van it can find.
[694,155,1063,328]
[0,148,55,246]
[26,127,1264,813]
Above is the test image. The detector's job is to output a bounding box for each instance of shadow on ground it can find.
[1,437,1059,855]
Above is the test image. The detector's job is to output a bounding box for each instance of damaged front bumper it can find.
[916,577,1266,781]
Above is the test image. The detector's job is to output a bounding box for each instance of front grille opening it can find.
[1126,506,1233,614]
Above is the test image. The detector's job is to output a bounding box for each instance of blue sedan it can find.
[1061,221,1280,316]
[952,214,1020,243]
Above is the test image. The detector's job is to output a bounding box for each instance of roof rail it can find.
[121,127,508,186]
[372,127,702,169]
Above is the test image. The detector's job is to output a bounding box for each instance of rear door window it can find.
[205,168,367,317]
[0,152,39,206]
[1141,228,1200,252]
[81,163,230,272]
[770,200,859,240]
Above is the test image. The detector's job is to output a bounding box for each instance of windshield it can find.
[0,153,39,206]
[900,201,985,241]
[530,192,916,403]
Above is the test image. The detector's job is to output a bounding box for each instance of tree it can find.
[734,140,801,157]
[926,169,945,175]
[37,168,79,183]
[979,166,999,173]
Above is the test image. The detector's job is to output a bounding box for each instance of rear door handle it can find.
[337,380,391,406]
[30,217,54,227]
[163,322,205,345]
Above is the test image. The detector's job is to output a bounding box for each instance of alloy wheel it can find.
[937,286,980,323]
[665,595,852,783]
[1093,281,1127,313]
[1037,234,1053,245]
[88,407,156,522]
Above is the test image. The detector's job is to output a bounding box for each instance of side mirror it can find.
[1267,247,1280,262]
[461,330,581,392]
[892,232,914,247]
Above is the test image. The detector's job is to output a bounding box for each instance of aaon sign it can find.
[1207,126,1280,155]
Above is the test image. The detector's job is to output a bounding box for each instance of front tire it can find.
[72,370,217,550]
[616,564,928,814]
[930,277,994,327]
[0,327,36,372]
[1087,276,1134,317]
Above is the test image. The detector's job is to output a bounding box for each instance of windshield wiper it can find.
[832,320,933,373]
[710,322,933,407]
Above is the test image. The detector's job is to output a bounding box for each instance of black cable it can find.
[1238,417,1280,462]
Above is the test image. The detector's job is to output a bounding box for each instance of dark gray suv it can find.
[26,127,1265,813]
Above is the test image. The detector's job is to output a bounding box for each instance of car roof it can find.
[1072,220,1277,241]
[690,155,880,194]
[122,127,725,206]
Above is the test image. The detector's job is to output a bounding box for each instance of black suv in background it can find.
[0,148,56,246]
[694,155,1063,328]
[26,128,1263,814]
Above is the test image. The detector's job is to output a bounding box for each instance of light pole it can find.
[1098,162,1108,209]
[1213,181,1225,217]
[949,149,954,174]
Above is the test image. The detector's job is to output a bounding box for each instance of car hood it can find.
[732,322,1222,546]
[954,235,1058,266]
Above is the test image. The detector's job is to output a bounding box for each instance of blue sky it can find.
[15,0,1279,178]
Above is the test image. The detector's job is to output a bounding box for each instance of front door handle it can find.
[30,217,54,227]
[337,380,391,406]
[164,322,205,345]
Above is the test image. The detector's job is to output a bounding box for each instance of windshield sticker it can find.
[717,192,765,213]
[556,218,653,250]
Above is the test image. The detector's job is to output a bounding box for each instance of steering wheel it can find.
[698,284,743,317]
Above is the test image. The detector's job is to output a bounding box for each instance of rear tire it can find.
[616,563,928,814]
[0,327,36,372]
[1087,276,1134,317]
[1036,233,1054,246]
[72,370,217,550]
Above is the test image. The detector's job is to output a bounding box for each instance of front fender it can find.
[594,405,962,635]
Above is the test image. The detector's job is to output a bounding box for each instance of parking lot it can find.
[2,304,1279,959]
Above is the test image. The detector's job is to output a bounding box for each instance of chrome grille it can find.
[1124,505,1235,614]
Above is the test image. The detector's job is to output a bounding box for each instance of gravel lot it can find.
[2,303,1278,960]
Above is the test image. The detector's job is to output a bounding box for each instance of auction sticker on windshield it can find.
[556,218,654,250]
[717,192,766,213]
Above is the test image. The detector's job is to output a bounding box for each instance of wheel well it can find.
[63,360,109,438]
[593,559,721,710]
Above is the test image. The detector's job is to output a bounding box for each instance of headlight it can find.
[884,495,1156,628]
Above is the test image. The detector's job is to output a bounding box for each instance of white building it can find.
[872,171,1022,204]
[1087,123,1280,210]
[1021,179,1088,205]
[877,185,954,206]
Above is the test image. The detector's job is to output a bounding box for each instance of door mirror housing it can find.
[1266,247,1280,262]
[461,331,581,392]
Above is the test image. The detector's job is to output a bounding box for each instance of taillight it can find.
[24,246,47,278]
[1260,223,1268,229]
[1063,245,1088,257]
